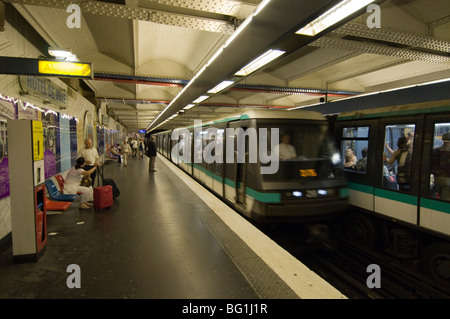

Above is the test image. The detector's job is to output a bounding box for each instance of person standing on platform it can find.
[77,138,100,186]
[121,138,131,166]
[132,137,138,158]
[146,135,157,172]
[138,138,144,158]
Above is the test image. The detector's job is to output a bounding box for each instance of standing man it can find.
[78,138,100,186]
[121,138,131,166]
[146,135,157,172]
[132,138,138,158]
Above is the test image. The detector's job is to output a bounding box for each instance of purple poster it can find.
[0,98,16,199]
[42,112,59,179]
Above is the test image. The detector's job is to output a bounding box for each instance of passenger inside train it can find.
[264,124,341,181]
[431,130,450,201]
[341,127,369,174]
[273,133,297,161]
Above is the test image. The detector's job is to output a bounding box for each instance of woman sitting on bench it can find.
[108,144,121,162]
[63,157,98,210]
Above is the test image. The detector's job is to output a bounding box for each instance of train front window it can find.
[260,122,341,181]
[430,123,450,202]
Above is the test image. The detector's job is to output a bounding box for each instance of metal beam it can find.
[310,36,450,64]
[4,0,237,33]
[332,22,450,53]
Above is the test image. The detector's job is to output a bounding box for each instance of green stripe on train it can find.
[348,182,374,194]
[192,164,281,203]
[349,182,450,214]
[339,187,349,198]
[420,198,450,215]
[374,188,417,205]
[348,182,416,204]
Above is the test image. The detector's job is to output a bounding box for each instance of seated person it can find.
[63,157,97,210]
[108,144,121,158]
[273,133,297,160]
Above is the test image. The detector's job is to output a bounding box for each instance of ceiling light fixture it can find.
[192,95,209,104]
[183,104,195,110]
[235,49,286,76]
[146,0,274,132]
[207,80,235,94]
[48,47,72,58]
[48,47,79,61]
[296,0,376,36]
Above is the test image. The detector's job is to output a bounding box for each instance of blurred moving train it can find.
[331,99,450,285]
[152,110,349,224]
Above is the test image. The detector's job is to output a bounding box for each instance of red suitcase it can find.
[94,185,113,211]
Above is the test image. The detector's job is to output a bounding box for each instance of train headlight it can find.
[331,152,341,165]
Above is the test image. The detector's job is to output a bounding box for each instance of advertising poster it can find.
[84,110,94,142]
[41,112,59,179]
[70,118,78,167]
[59,115,72,172]
[32,120,44,161]
[0,99,15,200]
[97,125,105,155]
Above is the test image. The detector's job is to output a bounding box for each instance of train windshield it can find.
[259,122,341,181]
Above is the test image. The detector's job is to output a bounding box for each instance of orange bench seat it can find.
[45,197,71,211]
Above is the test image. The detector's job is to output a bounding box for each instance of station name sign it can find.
[0,56,93,79]
[19,75,67,108]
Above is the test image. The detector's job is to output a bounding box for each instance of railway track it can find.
[263,223,450,299]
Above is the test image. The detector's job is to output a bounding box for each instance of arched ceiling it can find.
[7,0,450,132]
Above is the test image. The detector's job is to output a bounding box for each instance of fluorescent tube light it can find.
[296,0,375,36]
[193,95,209,104]
[208,80,235,94]
[48,48,73,58]
[183,104,195,110]
[65,54,79,62]
[235,49,286,76]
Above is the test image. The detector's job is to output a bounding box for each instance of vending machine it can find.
[8,119,47,263]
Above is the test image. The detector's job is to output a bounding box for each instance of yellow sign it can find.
[32,121,44,161]
[38,60,92,78]
[299,169,317,177]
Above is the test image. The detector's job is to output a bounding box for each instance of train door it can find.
[419,115,450,237]
[162,133,168,158]
[227,122,248,208]
[202,125,214,191]
[374,117,423,226]
[211,125,225,196]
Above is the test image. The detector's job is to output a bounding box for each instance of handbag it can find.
[80,176,92,187]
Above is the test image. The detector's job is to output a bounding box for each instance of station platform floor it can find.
[0,154,346,299]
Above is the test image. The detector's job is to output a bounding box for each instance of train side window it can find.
[382,124,415,192]
[341,126,369,173]
[430,123,450,202]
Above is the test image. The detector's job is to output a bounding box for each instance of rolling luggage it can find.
[94,185,113,211]
[98,165,120,199]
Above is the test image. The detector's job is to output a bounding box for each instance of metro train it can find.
[331,99,450,284]
[152,109,349,224]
